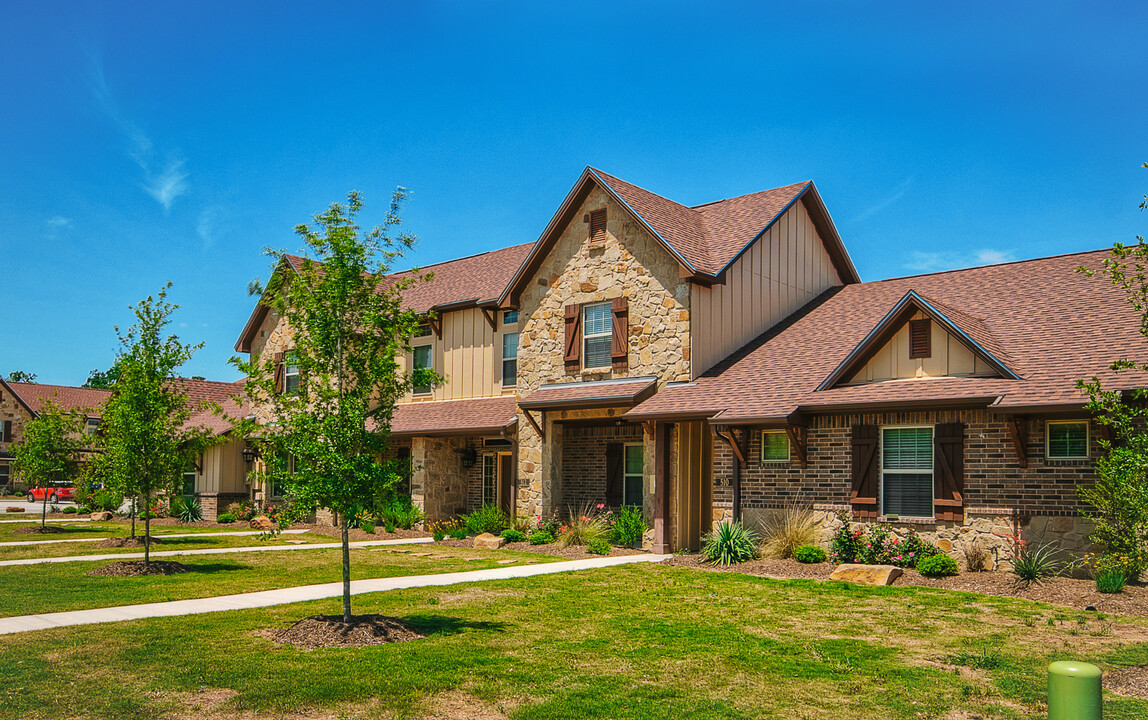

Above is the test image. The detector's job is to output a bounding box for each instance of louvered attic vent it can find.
[909,319,931,359]
[588,208,606,244]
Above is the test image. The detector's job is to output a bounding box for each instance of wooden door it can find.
[674,420,713,552]
[498,453,513,515]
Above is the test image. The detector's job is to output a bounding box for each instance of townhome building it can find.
[235,166,1146,558]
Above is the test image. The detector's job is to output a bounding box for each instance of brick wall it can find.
[713,409,1099,518]
[559,422,642,510]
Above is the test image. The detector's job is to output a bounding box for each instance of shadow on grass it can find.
[7,525,108,536]
[180,563,252,574]
[148,537,223,547]
[403,614,510,636]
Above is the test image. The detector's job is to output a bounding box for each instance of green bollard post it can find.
[1048,661,1102,720]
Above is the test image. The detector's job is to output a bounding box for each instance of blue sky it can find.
[2,1,1145,385]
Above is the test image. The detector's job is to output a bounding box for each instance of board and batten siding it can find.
[200,438,247,494]
[400,307,516,402]
[846,311,997,383]
[690,200,842,377]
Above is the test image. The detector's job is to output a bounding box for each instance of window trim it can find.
[623,442,643,507]
[412,342,433,395]
[482,454,496,506]
[1045,420,1089,460]
[582,302,612,370]
[760,430,790,464]
[283,353,301,396]
[880,424,934,519]
[501,331,518,388]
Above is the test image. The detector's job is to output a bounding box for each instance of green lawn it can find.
[0,529,348,561]
[0,520,262,541]
[1,564,1146,719]
[0,545,557,617]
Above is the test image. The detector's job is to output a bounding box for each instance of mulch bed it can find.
[431,536,645,559]
[11,525,69,535]
[95,537,161,548]
[662,555,1148,615]
[258,614,424,649]
[87,560,190,577]
[1105,665,1148,698]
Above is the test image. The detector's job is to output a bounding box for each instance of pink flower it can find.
[597,503,605,510]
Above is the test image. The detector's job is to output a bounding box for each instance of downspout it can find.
[731,429,742,524]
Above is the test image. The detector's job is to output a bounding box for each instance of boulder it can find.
[250,515,275,532]
[90,511,114,521]
[829,564,903,586]
[473,532,505,550]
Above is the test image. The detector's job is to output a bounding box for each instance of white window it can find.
[761,431,789,463]
[583,303,612,369]
[284,354,300,396]
[86,418,100,436]
[881,426,933,518]
[502,332,518,387]
[623,444,643,506]
[1047,421,1088,460]
[182,466,197,496]
[482,454,496,506]
[412,344,432,395]
[0,463,10,488]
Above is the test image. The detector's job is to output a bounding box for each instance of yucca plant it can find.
[1011,543,1064,586]
[702,521,759,567]
[759,502,817,559]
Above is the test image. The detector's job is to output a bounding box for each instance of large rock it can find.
[829,564,903,586]
[250,515,275,532]
[90,511,114,521]
[473,532,505,550]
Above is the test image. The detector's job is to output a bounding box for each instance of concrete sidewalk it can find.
[0,536,433,566]
[0,517,92,524]
[0,529,309,547]
[0,553,669,634]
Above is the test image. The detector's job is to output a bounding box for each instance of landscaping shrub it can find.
[1096,569,1127,594]
[500,529,526,543]
[702,521,758,567]
[433,530,446,541]
[917,553,959,577]
[528,530,554,545]
[794,545,827,564]
[829,513,864,564]
[462,504,509,535]
[448,527,468,540]
[557,504,607,547]
[377,496,425,530]
[216,513,236,524]
[384,522,396,533]
[828,514,941,568]
[1011,543,1065,586]
[609,505,647,547]
[587,538,610,555]
[963,539,992,572]
[81,488,124,513]
[359,521,376,534]
[171,496,203,523]
[512,515,534,534]
[62,506,77,515]
[760,502,817,559]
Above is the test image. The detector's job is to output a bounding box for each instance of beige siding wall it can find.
[398,307,515,402]
[847,311,996,383]
[691,200,841,377]
[200,438,247,495]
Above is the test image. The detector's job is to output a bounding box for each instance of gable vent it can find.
[909,319,931,359]
[589,209,607,244]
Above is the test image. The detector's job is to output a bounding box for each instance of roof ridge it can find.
[873,247,1113,284]
[385,241,535,277]
[689,180,812,210]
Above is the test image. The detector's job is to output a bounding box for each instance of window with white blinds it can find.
[881,426,933,517]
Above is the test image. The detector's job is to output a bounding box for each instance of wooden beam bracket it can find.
[480,307,498,331]
[522,408,544,440]
[716,427,747,466]
[785,425,808,468]
[428,316,443,340]
[1007,417,1028,469]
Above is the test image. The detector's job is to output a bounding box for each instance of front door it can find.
[498,453,513,515]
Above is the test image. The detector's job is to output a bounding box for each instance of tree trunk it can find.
[40,492,47,529]
[143,489,151,568]
[341,514,352,623]
[130,497,137,539]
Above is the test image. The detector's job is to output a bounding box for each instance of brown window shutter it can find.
[563,304,581,371]
[909,319,931,359]
[605,443,623,506]
[589,209,606,244]
[850,424,879,519]
[273,351,285,394]
[611,296,629,368]
[2,420,10,443]
[934,423,965,521]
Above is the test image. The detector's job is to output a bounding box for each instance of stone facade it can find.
[515,187,691,518]
[0,384,32,489]
[411,435,486,520]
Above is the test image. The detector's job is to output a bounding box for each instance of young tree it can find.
[83,360,124,389]
[5,371,37,383]
[96,286,215,567]
[1077,162,1148,574]
[10,398,86,529]
[235,189,435,622]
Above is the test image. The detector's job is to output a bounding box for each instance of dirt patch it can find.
[11,525,69,535]
[87,560,190,577]
[258,614,424,649]
[418,690,510,720]
[95,536,161,548]
[433,537,645,559]
[662,555,1148,615]
[1105,665,1148,698]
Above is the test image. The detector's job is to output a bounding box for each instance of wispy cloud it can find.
[904,248,1018,274]
[90,57,188,212]
[196,207,216,248]
[47,216,72,229]
[852,177,913,223]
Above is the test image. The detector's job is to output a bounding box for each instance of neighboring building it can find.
[234,166,1145,558]
[0,382,110,489]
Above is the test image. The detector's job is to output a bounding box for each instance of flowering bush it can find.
[557,502,609,547]
[829,512,941,568]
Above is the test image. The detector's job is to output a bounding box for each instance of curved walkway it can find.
[0,553,670,634]
[0,536,434,566]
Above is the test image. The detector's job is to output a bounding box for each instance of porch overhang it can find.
[518,376,658,411]
[389,396,519,438]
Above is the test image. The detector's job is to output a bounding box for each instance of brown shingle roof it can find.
[628,249,1148,421]
[519,377,657,410]
[389,396,518,437]
[6,383,110,416]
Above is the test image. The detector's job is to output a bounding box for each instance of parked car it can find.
[26,482,76,503]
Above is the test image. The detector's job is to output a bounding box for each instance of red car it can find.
[26,482,76,503]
